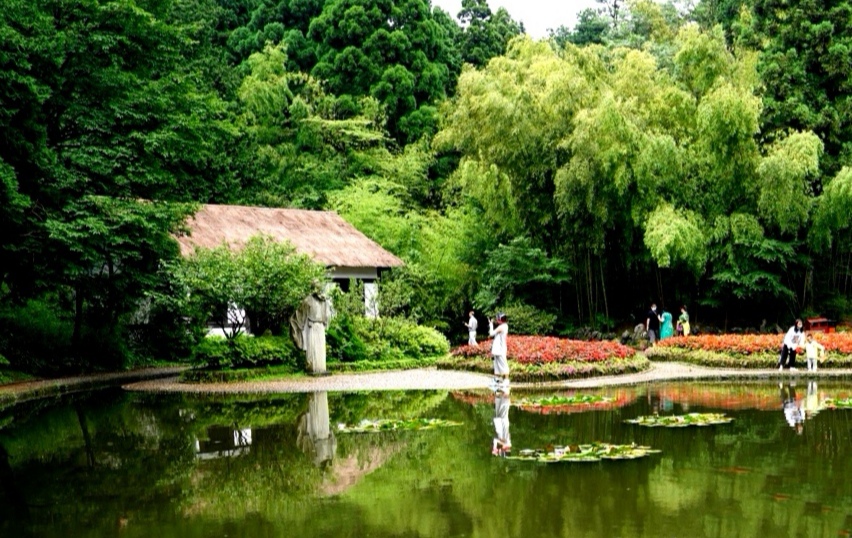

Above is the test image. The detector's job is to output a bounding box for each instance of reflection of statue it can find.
[291,292,333,374]
[297,391,337,467]
[492,390,512,457]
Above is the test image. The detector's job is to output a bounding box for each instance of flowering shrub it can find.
[657,333,852,355]
[441,337,647,381]
[451,336,634,364]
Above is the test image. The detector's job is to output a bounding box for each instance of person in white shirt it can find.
[489,312,509,388]
[464,311,478,346]
[803,334,826,372]
[778,319,804,371]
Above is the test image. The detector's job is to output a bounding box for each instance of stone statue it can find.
[290,289,333,375]
[297,391,336,468]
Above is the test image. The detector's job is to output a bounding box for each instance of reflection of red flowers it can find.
[657,333,852,354]
[451,336,635,364]
[450,388,639,415]
[656,385,852,411]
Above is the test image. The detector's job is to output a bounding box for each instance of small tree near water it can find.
[168,236,327,338]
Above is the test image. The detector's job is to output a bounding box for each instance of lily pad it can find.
[515,394,613,408]
[625,413,733,427]
[337,418,463,434]
[506,442,661,463]
[823,398,852,409]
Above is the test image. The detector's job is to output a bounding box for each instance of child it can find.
[489,313,509,389]
[804,334,826,372]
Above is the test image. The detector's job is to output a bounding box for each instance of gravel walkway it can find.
[122,362,852,394]
[0,367,185,408]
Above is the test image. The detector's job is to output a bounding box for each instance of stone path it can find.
[123,362,852,394]
[5,362,852,403]
[124,368,492,394]
[0,367,185,407]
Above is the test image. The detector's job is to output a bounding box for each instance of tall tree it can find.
[308,0,457,142]
[456,0,523,67]
[0,0,235,364]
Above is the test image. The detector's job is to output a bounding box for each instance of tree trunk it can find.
[72,284,84,351]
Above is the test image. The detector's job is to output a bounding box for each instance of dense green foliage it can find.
[192,335,300,370]
[2,0,852,375]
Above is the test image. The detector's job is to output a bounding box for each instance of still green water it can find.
[2,382,852,538]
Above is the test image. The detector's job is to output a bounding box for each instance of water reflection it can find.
[7,384,852,537]
[491,389,511,457]
[780,383,805,433]
[195,426,252,459]
[297,391,336,468]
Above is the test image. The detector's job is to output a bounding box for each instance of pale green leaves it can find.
[756,131,822,233]
[674,24,734,97]
[811,167,852,249]
[643,204,707,273]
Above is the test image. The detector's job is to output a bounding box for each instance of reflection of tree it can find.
[0,441,30,525]
[10,387,852,536]
[75,404,95,468]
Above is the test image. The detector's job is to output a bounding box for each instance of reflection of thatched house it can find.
[176,204,403,319]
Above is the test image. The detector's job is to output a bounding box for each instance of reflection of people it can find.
[660,310,674,339]
[291,286,334,374]
[778,319,804,371]
[297,391,337,468]
[645,304,661,345]
[677,306,691,336]
[464,311,478,346]
[779,383,804,434]
[803,381,822,419]
[804,334,826,372]
[492,390,512,457]
[489,313,509,389]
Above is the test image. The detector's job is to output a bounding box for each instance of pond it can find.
[2,381,852,537]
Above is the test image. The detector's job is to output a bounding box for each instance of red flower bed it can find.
[657,332,852,355]
[451,336,635,364]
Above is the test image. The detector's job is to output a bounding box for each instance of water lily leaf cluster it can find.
[336,418,463,434]
[823,398,852,410]
[625,413,734,427]
[508,443,661,463]
[515,394,613,407]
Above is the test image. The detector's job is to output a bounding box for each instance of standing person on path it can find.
[489,313,509,389]
[660,309,674,339]
[645,304,661,346]
[804,334,826,372]
[778,319,804,371]
[678,306,691,336]
[464,311,478,346]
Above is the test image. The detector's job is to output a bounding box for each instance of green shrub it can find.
[0,299,74,373]
[192,335,300,370]
[328,356,438,372]
[327,315,369,362]
[497,302,557,335]
[353,317,450,361]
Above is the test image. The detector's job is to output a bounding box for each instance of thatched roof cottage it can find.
[177,204,403,319]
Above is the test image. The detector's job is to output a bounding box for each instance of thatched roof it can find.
[176,204,403,269]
